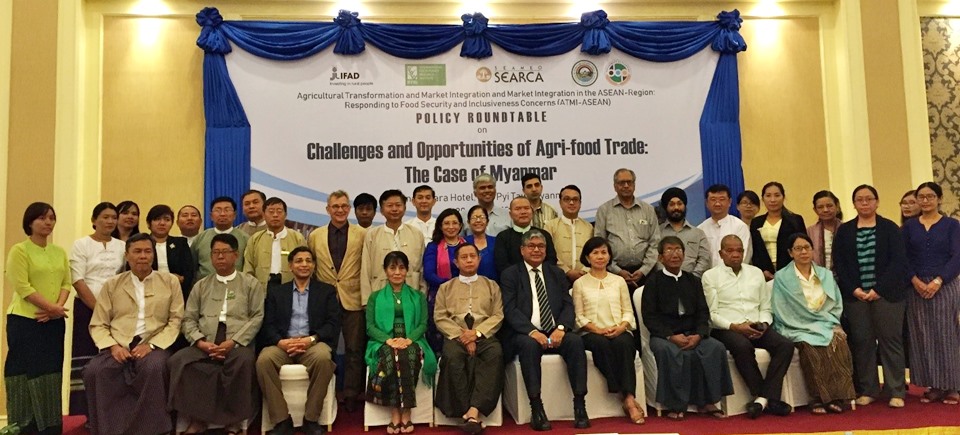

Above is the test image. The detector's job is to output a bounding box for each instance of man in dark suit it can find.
[500,229,588,431]
[494,196,558,276]
[256,247,341,435]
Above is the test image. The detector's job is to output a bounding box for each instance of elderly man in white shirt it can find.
[701,234,794,419]
[698,184,752,268]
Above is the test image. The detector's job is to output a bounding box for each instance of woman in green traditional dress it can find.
[5,202,72,434]
[365,251,437,434]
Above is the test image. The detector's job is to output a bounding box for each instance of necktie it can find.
[533,268,556,332]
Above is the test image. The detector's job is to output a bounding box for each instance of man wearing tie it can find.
[500,229,588,431]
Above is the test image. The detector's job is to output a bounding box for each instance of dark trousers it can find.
[436,338,504,417]
[711,327,794,400]
[846,298,906,398]
[512,332,587,399]
[582,332,637,396]
[341,308,367,401]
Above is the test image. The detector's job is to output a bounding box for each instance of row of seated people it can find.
[7,175,957,433]
[82,229,858,435]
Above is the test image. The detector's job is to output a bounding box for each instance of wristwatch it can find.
[475,330,483,339]
[308,336,317,343]
[556,325,565,332]
[148,343,157,350]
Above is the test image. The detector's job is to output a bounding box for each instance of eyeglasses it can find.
[662,247,683,254]
[329,204,350,210]
[791,246,813,253]
[917,194,938,202]
[615,179,635,186]
[470,216,487,222]
[211,249,236,256]
[523,244,547,251]
[560,196,581,203]
[853,197,876,203]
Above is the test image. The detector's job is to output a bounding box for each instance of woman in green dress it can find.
[365,251,437,434]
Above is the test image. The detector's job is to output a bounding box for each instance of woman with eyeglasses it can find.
[902,182,960,405]
[464,205,498,281]
[772,233,855,414]
[899,190,920,226]
[833,185,909,408]
[423,208,466,354]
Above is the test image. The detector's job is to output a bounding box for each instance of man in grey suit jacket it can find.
[500,229,588,431]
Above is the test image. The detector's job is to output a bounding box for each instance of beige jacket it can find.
[543,217,594,273]
[242,227,307,284]
[360,223,426,305]
[182,272,265,346]
[89,271,184,350]
[309,224,366,311]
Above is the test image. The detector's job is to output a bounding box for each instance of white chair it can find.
[363,366,434,431]
[260,364,338,432]
[720,349,772,416]
[432,369,504,427]
[502,351,645,424]
[633,286,721,416]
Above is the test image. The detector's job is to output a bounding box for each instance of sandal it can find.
[665,410,685,421]
[460,416,483,434]
[183,421,207,434]
[826,401,845,414]
[622,401,645,424]
[399,421,415,434]
[921,388,945,403]
[700,405,726,419]
[386,422,400,435]
[944,391,959,405]
[810,403,827,415]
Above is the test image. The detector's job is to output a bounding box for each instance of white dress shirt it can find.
[524,262,545,330]
[405,216,436,245]
[268,227,288,274]
[698,214,753,267]
[156,241,169,273]
[131,273,149,336]
[701,262,771,329]
[215,270,238,322]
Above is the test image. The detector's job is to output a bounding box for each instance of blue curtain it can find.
[196,7,747,222]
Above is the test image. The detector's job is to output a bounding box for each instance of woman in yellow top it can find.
[572,237,644,425]
[4,202,72,434]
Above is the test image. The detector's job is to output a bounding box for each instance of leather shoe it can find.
[267,417,295,435]
[573,407,590,429]
[765,400,792,417]
[302,419,326,435]
[746,402,763,419]
[530,403,551,431]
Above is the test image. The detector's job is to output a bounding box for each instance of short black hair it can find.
[379,189,407,207]
[851,185,879,203]
[147,204,174,223]
[210,196,237,211]
[915,181,943,199]
[736,190,760,206]
[454,243,480,258]
[412,185,435,198]
[287,246,315,263]
[91,202,117,230]
[242,189,266,202]
[580,236,613,267]
[559,184,581,198]
[211,233,239,251]
[521,173,541,186]
[22,202,55,236]
[787,232,813,250]
[178,205,202,219]
[705,184,731,198]
[125,232,156,252]
[263,197,287,213]
[354,193,377,209]
[383,251,410,270]
[658,236,684,254]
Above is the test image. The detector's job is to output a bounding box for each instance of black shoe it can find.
[746,402,764,419]
[573,406,590,429]
[302,419,326,435]
[765,400,793,417]
[268,416,295,435]
[530,403,552,431]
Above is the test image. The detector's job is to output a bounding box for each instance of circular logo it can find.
[476,67,492,82]
[606,61,630,86]
[571,60,598,87]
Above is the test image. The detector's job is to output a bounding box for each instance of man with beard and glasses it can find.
[658,188,711,277]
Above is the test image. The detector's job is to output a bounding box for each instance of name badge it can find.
[226,290,236,300]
